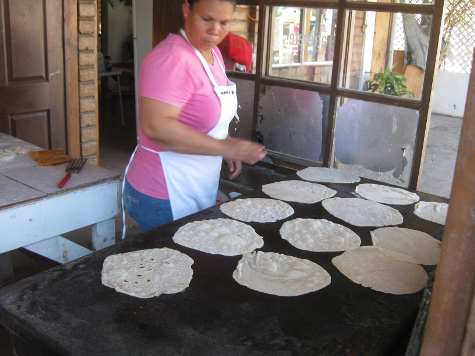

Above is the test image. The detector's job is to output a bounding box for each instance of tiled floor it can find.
[0,109,462,355]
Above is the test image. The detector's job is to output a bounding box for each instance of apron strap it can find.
[180,29,230,88]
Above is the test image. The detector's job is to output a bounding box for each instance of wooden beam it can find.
[250,1,267,141]
[323,0,347,167]
[153,0,183,46]
[409,0,445,190]
[64,0,81,158]
[420,49,475,356]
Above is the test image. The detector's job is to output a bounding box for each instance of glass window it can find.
[224,5,259,74]
[256,85,330,162]
[335,98,419,187]
[342,11,432,99]
[268,7,337,84]
[231,79,255,140]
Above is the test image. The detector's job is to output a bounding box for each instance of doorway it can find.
[98,0,137,173]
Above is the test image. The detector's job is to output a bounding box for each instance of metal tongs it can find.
[57,158,88,189]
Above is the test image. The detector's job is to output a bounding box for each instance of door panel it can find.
[11,111,50,148]
[0,0,66,150]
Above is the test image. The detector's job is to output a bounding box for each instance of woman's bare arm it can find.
[140,97,266,164]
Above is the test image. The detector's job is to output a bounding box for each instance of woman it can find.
[122,0,266,234]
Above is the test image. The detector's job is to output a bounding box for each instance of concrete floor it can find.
[0,111,462,355]
[419,114,462,199]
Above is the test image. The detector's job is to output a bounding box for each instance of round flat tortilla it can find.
[101,248,194,299]
[371,227,440,265]
[280,218,361,252]
[262,180,336,204]
[172,218,264,256]
[297,167,360,184]
[414,201,448,225]
[356,183,420,205]
[233,251,331,296]
[322,197,403,227]
[220,198,294,223]
[332,247,428,295]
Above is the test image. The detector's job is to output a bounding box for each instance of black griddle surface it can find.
[0,169,446,356]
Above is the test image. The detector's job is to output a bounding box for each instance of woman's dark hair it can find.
[187,0,236,7]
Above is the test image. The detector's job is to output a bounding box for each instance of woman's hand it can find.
[225,159,242,179]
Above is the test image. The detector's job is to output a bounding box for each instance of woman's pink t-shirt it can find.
[126,33,228,199]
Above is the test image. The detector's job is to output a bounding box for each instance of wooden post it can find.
[420,49,475,356]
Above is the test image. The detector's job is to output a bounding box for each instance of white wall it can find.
[132,0,153,124]
[432,71,470,118]
[107,2,133,63]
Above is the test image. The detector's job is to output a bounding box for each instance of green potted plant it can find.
[368,69,414,97]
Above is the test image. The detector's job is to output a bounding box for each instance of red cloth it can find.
[218,33,252,72]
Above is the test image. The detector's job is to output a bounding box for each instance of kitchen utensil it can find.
[57,158,88,189]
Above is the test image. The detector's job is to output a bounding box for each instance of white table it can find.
[0,135,121,282]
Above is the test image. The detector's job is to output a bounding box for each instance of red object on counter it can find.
[218,33,253,72]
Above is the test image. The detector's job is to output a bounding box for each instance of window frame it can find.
[228,0,444,190]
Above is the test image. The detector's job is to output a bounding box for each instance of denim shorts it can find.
[123,179,173,232]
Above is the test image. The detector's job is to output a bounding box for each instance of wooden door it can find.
[0,0,66,149]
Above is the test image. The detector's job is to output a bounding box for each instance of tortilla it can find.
[414,201,448,225]
[332,246,428,294]
[356,183,420,205]
[220,198,294,223]
[262,180,336,204]
[172,218,264,256]
[371,227,440,265]
[297,167,360,184]
[101,248,194,299]
[233,251,331,296]
[322,197,403,227]
[280,218,361,252]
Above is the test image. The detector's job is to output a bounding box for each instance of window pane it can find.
[224,5,259,74]
[256,85,329,162]
[231,79,255,140]
[268,7,337,84]
[335,98,418,187]
[342,11,432,99]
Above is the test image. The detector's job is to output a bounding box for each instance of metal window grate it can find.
[440,0,475,73]
[392,0,474,73]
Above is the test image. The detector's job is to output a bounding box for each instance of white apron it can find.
[121,29,238,239]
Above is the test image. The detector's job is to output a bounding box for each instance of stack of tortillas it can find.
[220,198,294,223]
[172,218,264,256]
[101,248,194,298]
[297,167,360,184]
[356,183,420,205]
[332,247,428,295]
[233,251,331,296]
[414,201,448,225]
[280,218,361,252]
[262,180,336,203]
[322,197,403,227]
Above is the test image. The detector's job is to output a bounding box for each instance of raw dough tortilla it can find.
[102,248,194,299]
[172,218,264,256]
[322,197,403,227]
[297,167,360,184]
[371,227,440,265]
[414,201,448,225]
[262,180,336,204]
[332,247,428,295]
[220,198,294,223]
[280,218,361,252]
[233,251,331,296]
[356,183,420,205]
